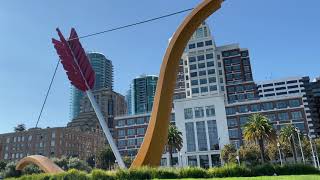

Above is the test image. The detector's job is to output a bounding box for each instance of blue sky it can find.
[0,0,319,133]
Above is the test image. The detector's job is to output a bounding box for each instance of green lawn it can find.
[162,175,320,180]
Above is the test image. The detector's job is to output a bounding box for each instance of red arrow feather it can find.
[52,28,95,91]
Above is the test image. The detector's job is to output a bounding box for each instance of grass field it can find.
[171,175,320,180]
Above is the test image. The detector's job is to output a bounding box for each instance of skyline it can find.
[0,0,319,134]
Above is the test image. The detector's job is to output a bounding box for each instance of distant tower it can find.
[126,75,158,115]
[70,52,114,119]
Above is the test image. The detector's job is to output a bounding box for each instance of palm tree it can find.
[280,125,298,163]
[14,124,26,132]
[243,113,276,163]
[167,124,183,166]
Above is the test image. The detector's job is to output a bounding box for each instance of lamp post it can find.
[277,142,283,166]
[236,149,240,166]
[313,140,320,168]
[307,134,317,168]
[295,128,305,164]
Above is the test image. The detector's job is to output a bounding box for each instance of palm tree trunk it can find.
[169,146,173,167]
[290,137,298,163]
[258,138,265,163]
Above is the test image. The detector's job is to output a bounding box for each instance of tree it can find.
[14,124,26,132]
[221,144,237,164]
[167,124,183,166]
[67,157,92,172]
[243,113,276,163]
[96,145,116,170]
[86,155,96,168]
[239,143,260,165]
[265,142,278,162]
[123,156,133,167]
[52,156,68,170]
[0,160,7,171]
[280,125,298,163]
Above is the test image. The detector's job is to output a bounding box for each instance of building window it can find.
[266,113,277,121]
[250,104,261,112]
[197,55,205,61]
[189,56,196,63]
[238,105,249,113]
[228,129,239,138]
[190,72,198,77]
[118,120,126,126]
[197,42,204,48]
[227,118,238,127]
[189,43,195,49]
[239,116,248,126]
[185,122,196,152]
[127,129,136,136]
[276,101,288,109]
[289,99,301,107]
[208,77,216,83]
[127,119,135,126]
[198,63,206,69]
[51,140,55,147]
[201,87,208,93]
[207,120,219,150]
[188,156,198,166]
[194,107,205,118]
[6,137,10,143]
[209,85,217,92]
[262,102,274,110]
[127,139,136,146]
[137,138,143,146]
[196,121,208,151]
[199,155,209,169]
[205,40,213,46]
[118,129,125,137]
[205,105,215,117]
[136,118,144,124]
[206,53,214,59]
[184,108,193,119]
[200,78,207,85]
[118,140,126,148]
[199,70,207,76]
[226,107,237,115]
[278,112,289,121]
[190,64,197,70]
[292,111,303,120]
[191,80,198,86]
[137,128,145,135]
[192,88,199,94]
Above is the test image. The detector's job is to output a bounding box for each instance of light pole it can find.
[313,140,320,168]
[307,134,317,168]
[277,142,283,166]
[236,149,240,166]
[295,128,305,164]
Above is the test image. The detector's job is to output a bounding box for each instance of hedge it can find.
[7,164,320,179]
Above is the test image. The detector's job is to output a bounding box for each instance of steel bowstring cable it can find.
[35,59,60,128]
[35,7,193,127]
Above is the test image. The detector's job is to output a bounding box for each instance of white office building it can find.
[174,95,229,168]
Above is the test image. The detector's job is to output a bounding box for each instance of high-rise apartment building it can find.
[126,75,158,115]
[70,52,114,119]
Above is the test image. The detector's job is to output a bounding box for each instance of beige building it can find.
[0,127,105,161]
[68,88,127,132]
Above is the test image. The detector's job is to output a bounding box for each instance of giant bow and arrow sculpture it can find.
[52,28,126,168]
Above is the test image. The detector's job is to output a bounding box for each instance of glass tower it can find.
[70,52,114,119]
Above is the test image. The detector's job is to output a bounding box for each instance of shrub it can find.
[152,168,179,179]
[179,167,208,178]
[275,164,320,175]
[208,164,251,178]
[251,164,275,176]
[127,167,153,180]
[91,169,115,180]
[67,157,92,172]
[4,161,21,178]
[21,164,43,175]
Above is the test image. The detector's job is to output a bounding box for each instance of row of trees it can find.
[222,113,320,165]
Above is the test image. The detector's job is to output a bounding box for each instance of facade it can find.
[0,127,105,161]
[68,88,127,132]
[113,113,175,159]
[226,96,309,147]
[127,75,158,115]
[301,77,320,136]
[182,22,226,98]
[174,95,229,168]
[70,52,114,119]
[216,44,258,103]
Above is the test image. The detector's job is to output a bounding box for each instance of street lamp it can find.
[236,149,240,166]
[277,142,283,166]
[307,134,317,168]
[295,128,305,164]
